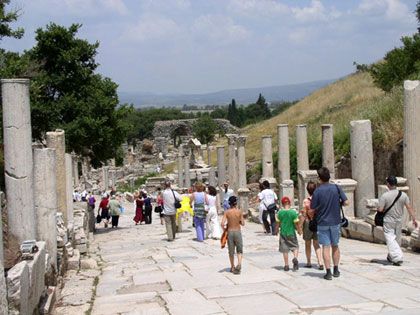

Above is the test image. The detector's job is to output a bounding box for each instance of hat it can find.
[281,196,291,205]
[386,176,397,186]
[228,196,238,206]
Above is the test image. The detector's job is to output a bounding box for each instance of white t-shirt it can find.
[223,188,234,201]
[208,195,217,208]
[162,189,182,215]
[260,189,278,210]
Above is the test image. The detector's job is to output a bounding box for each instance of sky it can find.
[2,0,419,94]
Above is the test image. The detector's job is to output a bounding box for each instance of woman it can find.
[259,180,278,235]
[108,194,122,228]
[87,191,96,212]
[98,194,110,228]
[133,193,144,225]
[250,183,267,233]
[299,181,323,269]
[190,182,209,242]
[156,187,165,225]
[143,192,153,224]
[206,186,222,239]
[220,182,234,211]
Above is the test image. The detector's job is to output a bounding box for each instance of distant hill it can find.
[118,79,338,107]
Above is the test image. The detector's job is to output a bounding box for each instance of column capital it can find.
[226,134,238,145]
[236,136,247,147]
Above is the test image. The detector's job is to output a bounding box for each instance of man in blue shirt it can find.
[310,167,350,280]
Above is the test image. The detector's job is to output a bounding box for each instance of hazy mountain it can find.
[119,78,338,107]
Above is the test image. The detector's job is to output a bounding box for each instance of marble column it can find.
[226,134,238,191]
[209,167,216,187]
[217,146,227,204]
[178,145,184,188]
[72,153,79,187]
[237,136,249,213]
[350,120,375,217]
[261,135,277,187]
[322,124,335,179]
[110,170,116,188]
[207,145,213,165]
[46,129,68,226]
[0,201,3,265]
[1,79,36,243]
[297,170,318,210]
[33,148,58,273]
[0,258,7,314]
[103,166,109,190]
[277,124,290,183]
[296,125,309,172]
[129,177,135,191]
[65,154,74,225]
[184,152,191,189]
[404,80,420,219]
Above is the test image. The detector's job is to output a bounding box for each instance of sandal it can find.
[304,264,312,268]
[318,265,324,270]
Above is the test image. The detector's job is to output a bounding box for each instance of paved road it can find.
[87,199,420,315]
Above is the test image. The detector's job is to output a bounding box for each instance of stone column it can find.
[0,258,7,314]
[103,166,109,190]
[237,136,249,213]
[178,145,184,188]
[404,80,420,219]
[277,124,290,183]
[129,177,135,191]
[208,167,216,187]
[261,135,277,187]
[1,79,36,243]
[65,154,74,225]
[350,120,375,217]
[226,134,238,192]
[110,170,116,188]
[217,146,227,203]
[0,200,3,265]
[297,170,318,210]
[322,124,335,179]
[296,125,309,172]
[280,180,294,205]
[331,179,358,217]
[72,153,79,187]
[184,153,191,189]
[33,148,58,273]
[46,129,68,226]
[207,145,213,165]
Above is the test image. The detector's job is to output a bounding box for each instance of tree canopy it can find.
[0,0,24,40]
[192,115,217,144]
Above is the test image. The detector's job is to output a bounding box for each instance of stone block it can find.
[65,242,74,257]
[401,235,410,249]
[68,249,80,270]
[7,261,29,315]
[125,192,134,202]
[0,260,8,314]
[409,229,420,251]
[27,241,46,313]
[373,226,386,244]
[43,286,56,315]
[81,258,98,270]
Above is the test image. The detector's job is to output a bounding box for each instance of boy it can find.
[221,196,245,274]
[276,197,302,271]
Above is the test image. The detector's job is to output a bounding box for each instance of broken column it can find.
[296,125,309,171]
[237,136,250,213]
[178,145,184,188]
[1,79,36,243]
[207,145,213,165]
[322,124,335,179]
[102,166,109,191]
[350,120,375,217]
[403,80,420,219]
[46,129,69,226]
[226,134,238,191]
[65,153,74,225]
[261,135,277,187]
[33,148,58,275]
[277,124,290,183]
[72,153,79,187]
[331,178,358,217]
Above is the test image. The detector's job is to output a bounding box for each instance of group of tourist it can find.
[133,191,153,225]
[96,193,124,228]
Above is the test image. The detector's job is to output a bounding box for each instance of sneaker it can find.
[292,258,299,271]
[324,273,332,280]
[333,270,340,278]
[304,264,312,268]
[235,264,242,273]
[232,267,240,275]
[284,265,290,271]
[387,255,392,263]
[318,265,324,270]
[393,261,403,266]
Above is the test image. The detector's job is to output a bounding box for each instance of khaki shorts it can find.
[279,234,299,253]
[303,221,318,241]
[227,230,243,256]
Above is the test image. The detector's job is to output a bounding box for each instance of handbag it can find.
[308,212,317,232]
[375,191,402,227]
[154,205,162,213]
[335,185,349,228]
[221,229,228,249]
[172,190,182,209]
[96,213,102,223]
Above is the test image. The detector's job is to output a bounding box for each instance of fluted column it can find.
[237,136,249,213]
[277,124,290,183]
[404,80,420,219]
[226,134,238,191]
[350,120,375,217]
[261,135,276,187]
[103,166,109,191]
[1,79,36,243]
[322,124,335,179]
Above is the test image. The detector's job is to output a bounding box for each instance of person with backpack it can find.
[377,176,418,266]
[259,180,278,235]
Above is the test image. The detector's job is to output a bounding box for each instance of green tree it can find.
[192,115,217,144]
[227,98,238,126]
[28,23,131,167]
[0,0,24,40]
[256,93,271,119]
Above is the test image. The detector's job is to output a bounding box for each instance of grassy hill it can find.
[213,71,404,180]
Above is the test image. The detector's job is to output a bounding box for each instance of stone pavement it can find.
[73,199,420,314]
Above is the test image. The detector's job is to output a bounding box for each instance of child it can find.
[221,196,245,274]
[276,197,302,271]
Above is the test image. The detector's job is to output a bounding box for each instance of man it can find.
[310,167,350,280]
[378,176,418,266]
[221,196,245,274]
[162,181,183,241]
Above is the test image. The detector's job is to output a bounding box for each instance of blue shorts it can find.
[317,224,341,246]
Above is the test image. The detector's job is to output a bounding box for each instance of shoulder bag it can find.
[263,190,278,212]
[375,191,402,227]
[335,185,349,228]
[172,190,182,209]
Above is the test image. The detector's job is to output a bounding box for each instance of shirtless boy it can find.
[221,196,245,274]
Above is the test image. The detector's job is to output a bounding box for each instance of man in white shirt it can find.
[259,180,278,235]
[162,181,183,241]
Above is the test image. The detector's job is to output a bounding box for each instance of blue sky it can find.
[2,0,419,94]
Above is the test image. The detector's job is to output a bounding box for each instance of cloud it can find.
[355,0,414,22]
[227,0,289,19]
[103,0,129,15]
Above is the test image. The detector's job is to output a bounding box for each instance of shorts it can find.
[303,221,318,241]
[227,230,243,256]
[317,224,341,246]
[101,209,110,220]
[279,234,299,253]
